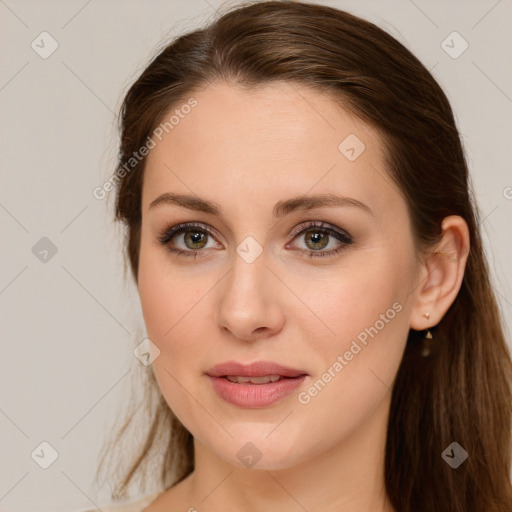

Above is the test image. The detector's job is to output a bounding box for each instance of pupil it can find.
[307,231,327,250]
[186,231,205,247]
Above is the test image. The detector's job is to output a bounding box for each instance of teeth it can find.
[226,375,251,383]
[225,375,282,384]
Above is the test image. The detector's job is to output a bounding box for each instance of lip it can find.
[207,360,307,378]
[206,360,309,408]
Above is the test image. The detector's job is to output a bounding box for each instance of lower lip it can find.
[207,375,308,408]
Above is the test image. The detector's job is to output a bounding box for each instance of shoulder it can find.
[74,491,162,512]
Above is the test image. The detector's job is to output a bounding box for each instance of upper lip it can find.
[207,360,308,378]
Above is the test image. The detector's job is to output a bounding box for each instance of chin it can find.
[207,427,312,471]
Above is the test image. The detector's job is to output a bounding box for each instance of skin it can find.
[137,80,470,511]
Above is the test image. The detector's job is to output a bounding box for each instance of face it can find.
[137,80,420,470]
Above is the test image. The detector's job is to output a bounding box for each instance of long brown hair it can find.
[95,1,512,510]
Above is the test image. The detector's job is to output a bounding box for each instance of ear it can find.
[409,215,470,331]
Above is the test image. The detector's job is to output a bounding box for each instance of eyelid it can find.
[287,220,351,240]
[157,222,219,246]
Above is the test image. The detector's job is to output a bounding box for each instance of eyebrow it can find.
[148,192,374,218]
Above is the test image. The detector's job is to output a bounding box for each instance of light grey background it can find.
[1,0,511,510]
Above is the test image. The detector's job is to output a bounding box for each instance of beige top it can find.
[76,491,162,512]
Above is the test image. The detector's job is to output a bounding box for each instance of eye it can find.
[157,221,353,260]
[157,222,219,259]
[286,221,353,259]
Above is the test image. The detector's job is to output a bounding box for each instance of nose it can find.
[215,249,285,342]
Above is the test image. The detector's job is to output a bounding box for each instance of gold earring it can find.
[421,313,433,357]
[421,329,433,357]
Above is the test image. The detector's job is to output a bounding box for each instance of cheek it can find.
[137,239,218,379]
[298,248,413,392]
[137,269,171,343]
[304,256,406,340]
[137,240,198,341]
[137,244,210,427]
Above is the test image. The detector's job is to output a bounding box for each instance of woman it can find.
[84,1,512,510]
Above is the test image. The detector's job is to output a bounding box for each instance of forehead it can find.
[142,80,399,218]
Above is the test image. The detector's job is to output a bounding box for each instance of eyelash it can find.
[157,221,353,260]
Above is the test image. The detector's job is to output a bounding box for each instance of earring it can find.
[421,312,433,357]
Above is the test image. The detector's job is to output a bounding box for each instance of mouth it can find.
[206,360,309,408]
[223,375,290,384]
[207,360,308,379]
